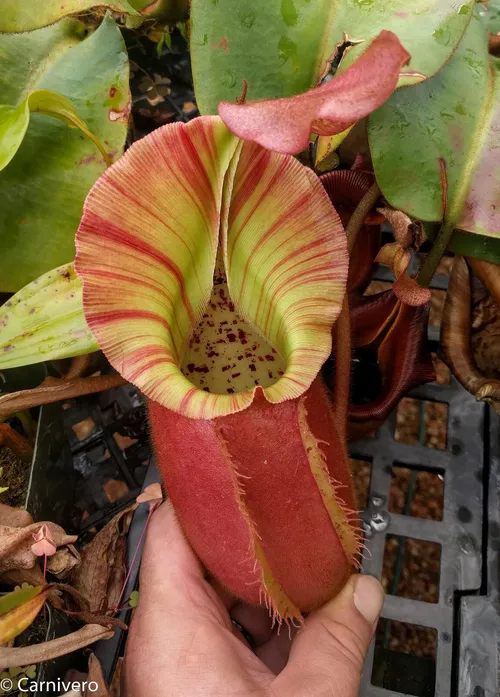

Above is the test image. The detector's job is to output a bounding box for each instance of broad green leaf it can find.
[0,0,139,33]
[190,0,475,115]
[0,263,97,369]
[478,0,500,34]
[369,15,500,261]
[0,590,47,644]
[0,90,109,172]
[76,116,347,418]
[0,587,43,616]
[0,15,129,291]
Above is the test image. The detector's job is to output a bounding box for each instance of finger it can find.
[136,500,230,628]
[274,574,384,697]
[255,625,296,674]
[125,501,275,696]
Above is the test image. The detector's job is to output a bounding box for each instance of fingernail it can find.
[353,575,384,624]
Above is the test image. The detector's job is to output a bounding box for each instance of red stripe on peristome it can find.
[80,213,195,323]
[226,146,270,236]
[152,127,219,231]
[82,269,179,313]
[252,245,334,323]
[127,356,172,382]
[261,264,338,335]
[100,173,200,260]
[235,191,312,305]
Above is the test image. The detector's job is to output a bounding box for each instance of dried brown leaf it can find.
[86,654,110,697]
[47,544,81,579]
[136,483,162,506]
[440,257,500,412]
[0,566,46,588]
[377,207,426,250]
[0,520,77,574]
[0,504,33,528]
[0,624,113,669]
[71,505,136,613]
[471,294,500,378]
[0,374,126,419]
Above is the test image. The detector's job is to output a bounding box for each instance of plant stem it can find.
[417,219,455,288]
[333,296,350,443]
[0,374,126,419]
[112,505,155,614]
[346,182,381,253]
[333,182,381,438]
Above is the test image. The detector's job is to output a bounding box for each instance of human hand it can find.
[124,501,384,697]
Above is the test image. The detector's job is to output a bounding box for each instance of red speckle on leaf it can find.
[227,333,236,342]
[58,269,71,281]
[110,87,117,98]
[265,354,274,361]
[212,36,230,53]
[249,364,256,372]
[78,153,97,165]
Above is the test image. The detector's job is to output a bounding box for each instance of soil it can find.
[0,445,30,509]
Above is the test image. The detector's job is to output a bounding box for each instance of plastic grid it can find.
[357,376,487,697]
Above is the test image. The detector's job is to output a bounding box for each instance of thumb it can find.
[274,575,384,697]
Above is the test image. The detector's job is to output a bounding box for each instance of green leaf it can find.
[0,15,129,291]
[0,89,110,172]
[0,0,140,33]
[369,15,500,261]
[425,223,500,264]
[0,263,98,370]
[478,0,500,35]
[0,590,47,644]
[0,586,43,616]
[190,0,475,115]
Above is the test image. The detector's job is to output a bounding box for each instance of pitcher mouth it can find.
[76,116,348,419]
[180,255,287,396]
